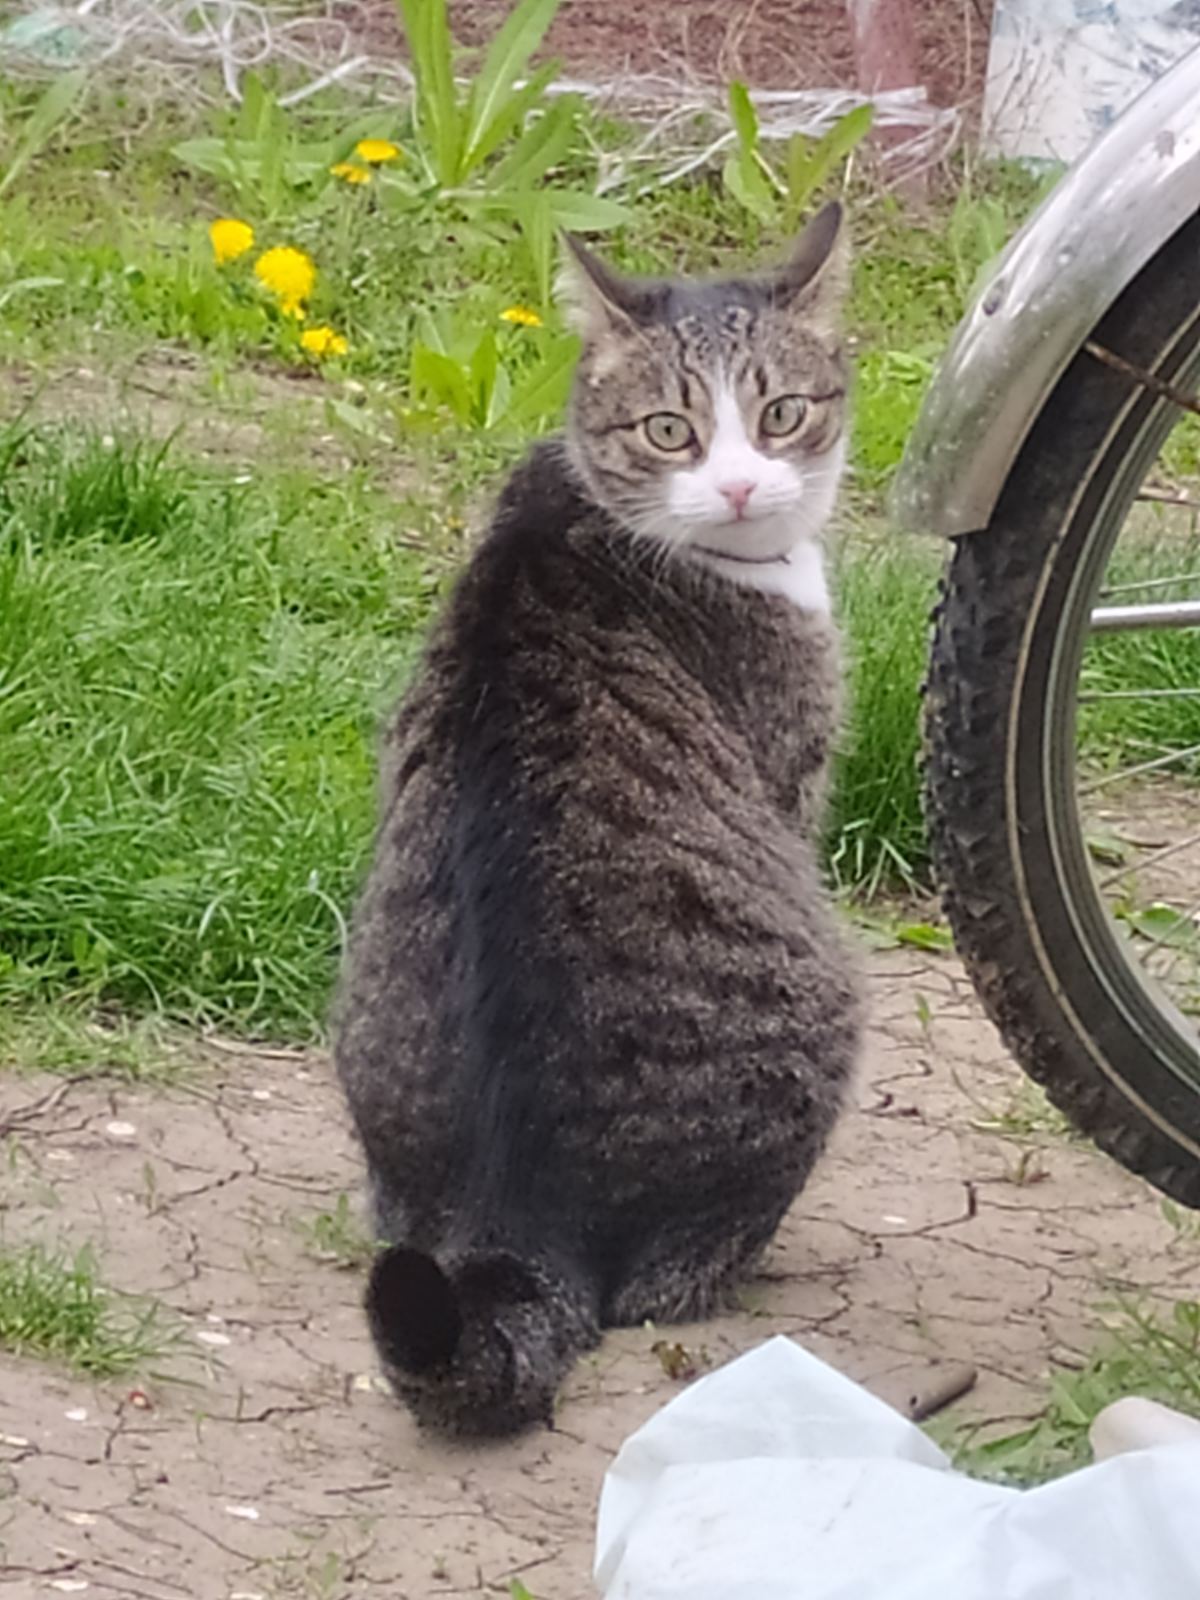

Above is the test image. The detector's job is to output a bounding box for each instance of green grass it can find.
[299,1193,375,1269]
[0,1000,180,1079]
[935,1296,1200,1484]
[0,423,444,1037]
[828,532,939,895]
[0,1240,174,1374]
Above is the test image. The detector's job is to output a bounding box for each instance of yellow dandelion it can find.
[254,246,316,312]
[209,216,254,264]
[355,138,401,164]
[330,160,372,185]
[300,325,349,357]
[500,304,543,328]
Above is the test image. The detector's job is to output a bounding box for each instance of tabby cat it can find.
[334,201,862,1436]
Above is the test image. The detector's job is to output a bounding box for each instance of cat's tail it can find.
[365,1244,598,1436]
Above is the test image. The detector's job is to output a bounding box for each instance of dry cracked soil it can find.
[2,944,1198,1600]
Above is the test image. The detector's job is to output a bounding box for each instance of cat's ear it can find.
[772,200,848,335]
[558,233,647,335]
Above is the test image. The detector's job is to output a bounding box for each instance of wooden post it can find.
[846,0,928,193]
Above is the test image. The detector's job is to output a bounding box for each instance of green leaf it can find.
[727,80,760,159]
[413,308,450,356]
[468,330,499,425]
[410,341,473,422]
[171,137,235,180]
[536,189,632,231]
[463,0,561,170]
[514,190,556,308]
[462,61,560,176]
[895,921,953,952]
[1085,830,1128,868]
[235,71,272,142]
[398,0,463,185]
[504,334,579,428]
[722,152,775,225]
[1,68,87,198]
[785,102,873,222]
[1119,903,1200,951]
[489,95,578,191]
[324,397,392,443]
[487,361,513,429]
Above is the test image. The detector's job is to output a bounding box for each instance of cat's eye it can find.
[761,395,807,438]
[643,412,695,453]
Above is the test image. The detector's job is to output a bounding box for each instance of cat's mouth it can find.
[694,545,792,567]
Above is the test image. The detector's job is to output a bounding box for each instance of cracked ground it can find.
[2,946,1197,1600]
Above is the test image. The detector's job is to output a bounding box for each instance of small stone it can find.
[224,1504,260,1521]
[64,1408,88,1423]
[196,1330,231,1347]
[47,1150,74,1162]
[64,1512,98,1527]
[1,1434,30,1447]
[49,1582,89,1593]
[105,1121,137,1140]
[882,1214,909,1226]
[250,1089,271,1102]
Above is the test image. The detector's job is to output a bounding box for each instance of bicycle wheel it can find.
[924,209,1200,1205]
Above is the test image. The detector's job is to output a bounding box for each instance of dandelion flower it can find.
[330,161,371,185]
[355,138,401,164]
[300,325,349,357]
[209,217,254,264]
[254,246,316,314]
[500,304,542,328]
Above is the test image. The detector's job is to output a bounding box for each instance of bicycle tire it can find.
[924,209,1200,1206]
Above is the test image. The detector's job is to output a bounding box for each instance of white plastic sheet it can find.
[984,0,1200,164]
[595,1336,1200,1600]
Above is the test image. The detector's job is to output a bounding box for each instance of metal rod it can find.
[1080,688,1200,701]
[1091,599,1200,631]
[1086,340,1200,420]
[1079,740,1200,795]
[1100,571,1200,597]
[1099,829,1200,889]
[1135,487,1200,508]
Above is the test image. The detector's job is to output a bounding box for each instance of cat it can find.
[333,200,862,1437]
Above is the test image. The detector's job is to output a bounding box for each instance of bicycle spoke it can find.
[1135,487,1200,508]
[1080,688,1200,702]
[1079,741,1200,795]
[1100,570,1200,597]
[1099,828,1200,889]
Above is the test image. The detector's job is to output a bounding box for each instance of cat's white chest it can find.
[698,537,831,614]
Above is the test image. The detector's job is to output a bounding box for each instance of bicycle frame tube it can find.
[892,44,1200,539]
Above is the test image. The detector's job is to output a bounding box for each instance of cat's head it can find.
[562,203,848,569]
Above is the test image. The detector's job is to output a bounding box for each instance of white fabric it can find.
[595,1336,1200,1600]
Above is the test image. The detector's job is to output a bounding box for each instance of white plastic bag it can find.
[595,1336,1200,1600]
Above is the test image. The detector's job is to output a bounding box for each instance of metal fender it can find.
[892,44,1200,539]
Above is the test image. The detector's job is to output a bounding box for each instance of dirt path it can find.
[2,945,1194,1600]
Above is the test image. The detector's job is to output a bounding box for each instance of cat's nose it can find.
[718,480,756,519]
